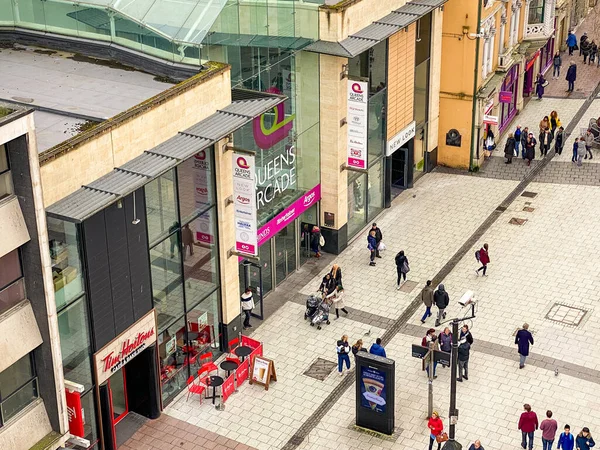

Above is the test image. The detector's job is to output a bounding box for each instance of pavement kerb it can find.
[281,79,600,450]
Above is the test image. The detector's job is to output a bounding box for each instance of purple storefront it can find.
[539,33,556,74]
[499,64,519,132]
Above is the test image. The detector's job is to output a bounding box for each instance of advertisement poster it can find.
[65,390,85,437]
[232,153,258,255]
[251,356,271,384]
[193,150,214,243]
[347,80,369,169]
[360,366,387,413]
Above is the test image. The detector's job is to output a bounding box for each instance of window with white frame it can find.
[481,18,496,79]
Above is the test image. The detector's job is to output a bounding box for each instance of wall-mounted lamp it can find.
[340,64,349,80]
[132,191,140,224]
[439,5,444,11]
[117,200,123,209]
[340,117,347,127]
[462,26,470,35]
[416,19,422,42]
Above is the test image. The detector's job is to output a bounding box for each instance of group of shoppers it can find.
[572,129,595,166]
[318,264,348,319]
[519,405,594,450]
[336,335,387,375]
[420,324,473,380]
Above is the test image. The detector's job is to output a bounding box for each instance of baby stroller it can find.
[310,299,331,330]
[304,294,321,321]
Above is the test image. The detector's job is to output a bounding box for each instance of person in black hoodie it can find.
[555,126,565,155]
[371,223,383,258]
[504,133,516,164]
[520,127,529,159]
[318,273,335,295]
[434,284,450,326]
[395,250,409,289]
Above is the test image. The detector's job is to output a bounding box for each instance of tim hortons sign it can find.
[94,310,157,384]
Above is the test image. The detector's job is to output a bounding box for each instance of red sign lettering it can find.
[101,329,155,373]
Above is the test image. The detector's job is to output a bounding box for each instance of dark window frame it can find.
[0,247,24,292]
[0,352,39,427]
[0,143,10,176]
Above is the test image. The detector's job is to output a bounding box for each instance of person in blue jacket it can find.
[576,427,595,450]
[557,424,575,450]
[566,31,577,55]
[367,230,377,267]
[369,338,387,357]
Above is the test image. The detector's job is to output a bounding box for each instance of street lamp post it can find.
[442,318,462,450]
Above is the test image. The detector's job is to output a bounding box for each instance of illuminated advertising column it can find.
[232,153,258,256]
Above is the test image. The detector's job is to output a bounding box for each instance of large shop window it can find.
[176,149,216,224]
[368,90,386,161]
[0,248,25,314]
[186,290,219,358]
[80,389,99,447]
[0,353,38,426]
[58,297,93,391]
[158,316,189,403]
[146,170,179,247]
[48,218,84,310]
[367,160,384,220]
[347,172,367,238]
[0,144,13,200]
[528,0,544,24]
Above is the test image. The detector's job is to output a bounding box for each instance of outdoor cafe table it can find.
[206,375,224,405]
[219,360,238,377]
[234,346,252,362]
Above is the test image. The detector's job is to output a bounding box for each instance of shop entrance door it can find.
[274,221,296,286]
[109,368,128,425]
[240,260,264,320]
[391,147,408,188]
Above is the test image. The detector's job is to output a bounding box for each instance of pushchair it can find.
[588,118,600,148]
[304,294,321,321]
[310,299,331,330]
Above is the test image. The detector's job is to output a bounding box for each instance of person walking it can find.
[525,133,537,166]
[460,324,474,345]
[515,323,534,368]
[456,339,470,382]
[576,428,595,450]
[555,126,565,155]
[590,41,598,65]
[181,224,194,259]
[539,128,553,157]
[438,327,452,354]
[577,137,587,167]
[311,226,322,258]
[572,137,580,163]
[318,273,335,295]
[521,127,530,159]
[584,129,594,159]
[421,280,435,323]
[540,116,550,134]
[519,404,539,450]
[515,125,522,157]
[475,243,490,276]
[566,61,577,93]
[535,73,547,99]
[558,425,575,450]
[540,410,558,450]
[505,133,516,163]
[434,284,449,326]
[552,52,562,78]
[371,223,383,258]
[351,339,367,358]
[367,230,377,266]
[336,335,351,376]
[329,264,342,288]
[241,287,254,329]
[428,411,444,450]
[422,329,439,378]
[579,32,588,56]
[395,250,410,289]
[566,30,577,55]
[582,38,591,64]
[550,111,561,136]
[468,441,485,450]
[327,285,349,319]
[369,337,387,357]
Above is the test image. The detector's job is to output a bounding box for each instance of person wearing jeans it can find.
[540,410,558,450]
[421,280,434,323]
[433,284,449,327]
[336,335,351,375]
[519,404,539,450]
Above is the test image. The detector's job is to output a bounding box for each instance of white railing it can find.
[524,0,555,39]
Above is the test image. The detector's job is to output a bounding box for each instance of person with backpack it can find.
[395,250,409,289]
[421,280,435,323]
[434,284,450,326]
[367,230,377,266]
[475,243,490,276]
[558,424,575,450]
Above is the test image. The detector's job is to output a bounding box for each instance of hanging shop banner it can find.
[65,389,85,438]
[347,80,369,169]
[483,114,499,125]
[257,184,320,247]
[232,153,258,256]
[499,91,513,103]
[193,150,214,244]
[235,359,249,385]
[526,50,541,71]
[386,121,416,156]
[222,374,235,403]
[94,310,157,385]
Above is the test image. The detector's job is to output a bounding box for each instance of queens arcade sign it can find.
[94,310,157,385]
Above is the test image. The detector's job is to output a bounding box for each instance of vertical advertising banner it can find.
[360,366,387,413]
[193,150,213,244]
[232,153,258,256]
[65,389,85,438]
[347,80,369,169]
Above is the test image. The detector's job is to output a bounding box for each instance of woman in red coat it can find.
[476,243,490,276]
[428,411,444,450]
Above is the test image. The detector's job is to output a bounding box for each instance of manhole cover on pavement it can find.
[399,280,418,293]
[304,358,337,381]
[509,217,527,225]
[521,191,538,198]
[545,303,589,326]
[523,207,535,212]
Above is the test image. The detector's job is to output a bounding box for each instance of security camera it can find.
[458,290,475,307]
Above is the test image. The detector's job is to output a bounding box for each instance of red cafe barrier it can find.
[241,335,261,349]
[222,373,235,403]
[248,343,263,365]
[235,359,249,386]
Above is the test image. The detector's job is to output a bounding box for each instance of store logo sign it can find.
[303,191,316,207]
[253,103,295,150]
[101,329,155,373]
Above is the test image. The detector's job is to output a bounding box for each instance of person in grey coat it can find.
[434,284,450,326]
[577,137,587,167]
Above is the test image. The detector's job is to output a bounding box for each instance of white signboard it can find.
[232,153,258,256]
[192,150,214,244]
[94,310,157,385]
[386,121,416,156]
[347,80,369,169]
[483,114,499,125]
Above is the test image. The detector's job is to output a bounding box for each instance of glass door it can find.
[108,368,128,425]
[240,260,264,320]
[392,147,408,188]
[258,240,273,298]
[275,222,296,286]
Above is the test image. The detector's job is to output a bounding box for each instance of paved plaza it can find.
[121,19,600,450]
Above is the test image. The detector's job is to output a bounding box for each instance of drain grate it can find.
[521,191,538,198]
[399,280,418,293]
[303,358,337,381]
[509,217,528,225]
[523,207,535,212]
[545,303,589,326]
[495,206,507,212]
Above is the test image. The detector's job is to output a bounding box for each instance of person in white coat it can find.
[241,288,254,329]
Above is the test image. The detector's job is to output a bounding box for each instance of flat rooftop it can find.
[0,45,173,152]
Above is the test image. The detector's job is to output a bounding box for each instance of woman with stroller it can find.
[326,285,349,319]
[318,273,335,295]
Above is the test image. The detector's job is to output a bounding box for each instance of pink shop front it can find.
[499,64,520,132]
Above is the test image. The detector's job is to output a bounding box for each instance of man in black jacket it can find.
[434,284,450,326]
[457,340,471,382]
[371,223,383,258]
